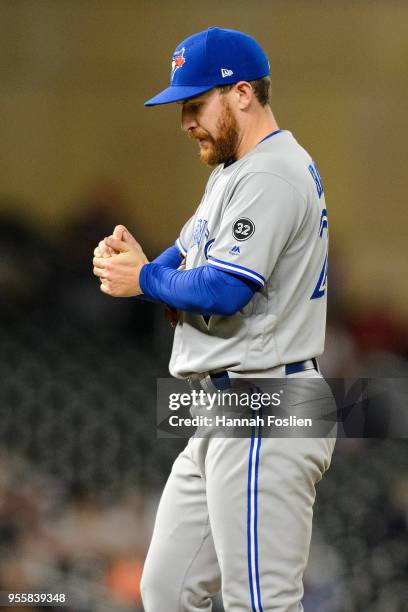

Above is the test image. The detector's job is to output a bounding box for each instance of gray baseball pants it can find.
[141,370,336,611]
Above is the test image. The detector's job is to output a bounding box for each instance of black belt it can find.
[209,359,318,391]
[285,358,318,375]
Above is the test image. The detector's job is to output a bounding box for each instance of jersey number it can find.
[311,253,328,299]
[311,206,328,300]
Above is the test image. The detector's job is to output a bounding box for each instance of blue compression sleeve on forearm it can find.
[151,244,184,268]
[139,264,257,316]
[136,244,184,303]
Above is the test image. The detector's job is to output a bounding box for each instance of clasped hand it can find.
[93,225,149,297]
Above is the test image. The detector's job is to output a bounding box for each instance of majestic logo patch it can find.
[171,47,186,82]
[221,68,234,78]
[232,218,255,241]
[229,245,241,255]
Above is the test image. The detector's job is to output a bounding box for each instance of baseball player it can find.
[93,27,335,612]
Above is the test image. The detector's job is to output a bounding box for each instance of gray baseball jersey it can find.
[170,130,328,378]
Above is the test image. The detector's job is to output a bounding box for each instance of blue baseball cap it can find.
[144,27,270,106]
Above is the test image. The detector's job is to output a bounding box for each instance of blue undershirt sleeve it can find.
[151,244,184,268]
[136,244,184,303]
[139,263,257,316]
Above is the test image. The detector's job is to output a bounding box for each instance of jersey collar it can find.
[223,129,284,169]
[258,129,283,144]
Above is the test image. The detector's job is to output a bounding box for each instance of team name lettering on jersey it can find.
[192,219,209,248]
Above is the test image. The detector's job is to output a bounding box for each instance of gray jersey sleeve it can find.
[176,215,195,256]
[207,172,307,287]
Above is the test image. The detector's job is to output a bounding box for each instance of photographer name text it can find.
[168,415,312,428]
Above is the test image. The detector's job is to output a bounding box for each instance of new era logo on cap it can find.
[221,68,234,78]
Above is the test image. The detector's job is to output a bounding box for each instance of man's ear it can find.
[234,81,253,110]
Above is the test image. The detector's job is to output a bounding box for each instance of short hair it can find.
[217,76,271,107]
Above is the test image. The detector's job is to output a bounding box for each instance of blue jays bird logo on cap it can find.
[171,47,186,82]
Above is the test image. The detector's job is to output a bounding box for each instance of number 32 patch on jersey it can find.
[232,218,255,241]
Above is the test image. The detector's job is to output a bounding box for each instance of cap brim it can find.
[144,84,214,106]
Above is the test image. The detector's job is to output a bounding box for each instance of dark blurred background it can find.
[0,1,407,611]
